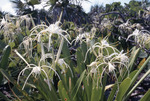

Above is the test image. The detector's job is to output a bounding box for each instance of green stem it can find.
[55,37,64,63]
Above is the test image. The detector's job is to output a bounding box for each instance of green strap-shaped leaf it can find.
[91,86,102,101]
[83,77,92,101]
[81,42,88,58]
[76,42,88,74]
[56,64,70,92]
[128,47,140,72]
[0,45,11,69]
[76,48,87,74]
[140,89,150,101]
[36,76,59,101]
[62,40,71,63]
[129,70,138,79]
[108,70,137,101]
[107,84,118,101]
[115,77,131,101]
[62,40,75,77]
[100,73,107,101]
[58,80,71,101]
[72,70,86,100]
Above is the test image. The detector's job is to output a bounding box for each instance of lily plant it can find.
[15,50,60,90]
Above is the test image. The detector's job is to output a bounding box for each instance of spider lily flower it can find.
[0,19,15,41]
[88,50,129,74]
[126,29,140,42]
[30,21,71,51]
[115,50,129,64]
[101,39,109,46]
[15,50,60,90]
[86,60,115,83]
[95,55,127,76]
[86,49,129,87]
[106,52,129,76]
[71,33,86,45]
[107,50,129,65]
[119,19,131,29]
[100,38,118,53]
[108,62,115,72]
[93,61,115,74]
[0,15,22,42]
[84,38,118,62]
[87,61,98,67]
[57,58,74,77]
[87,61,99,74]
[127,29,150,48]
[71,27,96,45]
[0,18,7,27]
[19,36,33,57]
[16,15,31,30]
[86,40,129,85]
[137,30,150,48]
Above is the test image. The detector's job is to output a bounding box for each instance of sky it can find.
[0,0,132,15]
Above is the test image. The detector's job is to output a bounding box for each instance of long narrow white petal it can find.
[22,71,33,90]
[15,50,30,67]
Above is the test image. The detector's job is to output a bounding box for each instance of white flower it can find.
[126,29,150,48]
[108,62,115,72]
[47,21,61,34]
[19,37,33,57]
[90,68,97,73]
[71,27,96,45]
[115,50,129,64]
[126,29,140,41]
[106,51,129,70]
[0,18,7,26]
[15,50,60,90]
[30,21,71,51]
[57,58,73,77]
[87,61,98,67]
[0,14,21,42]
[87,61,99,74]
[137,30,150,47]
[101,39,109,47]
[18,15,31,29]
[71,32,90,45]
[84,37,118,62]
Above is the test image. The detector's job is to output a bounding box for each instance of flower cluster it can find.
[0,14,31,42]
[15,50,60,90]
[86,37,129,80]
[15,20,72,89]
[71,27,96,46]
[30,21,71,51]
[127,29,150,48]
